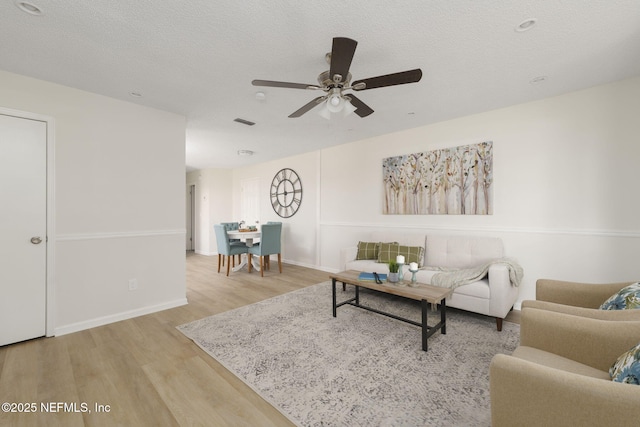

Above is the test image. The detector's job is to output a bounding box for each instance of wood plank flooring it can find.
[0,253,519,426]
[0,253,327,427]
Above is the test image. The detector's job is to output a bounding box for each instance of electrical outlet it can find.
[128,278,138,291]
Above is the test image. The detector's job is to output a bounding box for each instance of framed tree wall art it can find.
[382,141,493,215]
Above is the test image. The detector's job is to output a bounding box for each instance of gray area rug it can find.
[178,281,519,427]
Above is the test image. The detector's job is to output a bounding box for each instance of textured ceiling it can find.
[2,1,640,171]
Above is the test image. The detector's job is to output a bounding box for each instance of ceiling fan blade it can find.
[345,94,374,118]
[252,80,320,90]
[329,37,358,85]
[288,96,327,118]
[352,68,422,91]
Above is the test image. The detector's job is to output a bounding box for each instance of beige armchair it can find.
[521,279,640,320]
[490,307,640,427]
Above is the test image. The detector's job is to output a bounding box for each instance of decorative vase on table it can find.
[388,260,400,283]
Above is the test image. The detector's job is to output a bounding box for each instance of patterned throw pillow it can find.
[610,341,640,385]
[600,282,640,310]
[356,241,380,260]
[377,243,425,267]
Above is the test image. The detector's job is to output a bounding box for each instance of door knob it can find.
[30,237,42,244]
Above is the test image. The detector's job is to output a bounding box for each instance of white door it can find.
[240,178,260,227]
[0,114,47,346]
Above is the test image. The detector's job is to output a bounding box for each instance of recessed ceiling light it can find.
[15,1,43,15]
[515,18,537,32]
[129,91,143,98]
[529,76,547,84]
[237,150,254,156]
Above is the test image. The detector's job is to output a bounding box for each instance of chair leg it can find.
[277,253,282,273]
[248,254,252,273]
[217,254,222,273]
[226,256,231,276]
[237,254,241,264]
[265,255,270,270]
[260,256,264,277]
[496,317,503,332]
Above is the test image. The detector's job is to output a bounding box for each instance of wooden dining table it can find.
[226,230,261,272]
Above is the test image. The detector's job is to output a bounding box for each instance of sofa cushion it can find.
[600,282,640,310]
[610,341,640,385]
[355,241,380,260]
[513,346,610,380]
[425,235,503,269]
[346,259,389,273]
[377,243,425,267]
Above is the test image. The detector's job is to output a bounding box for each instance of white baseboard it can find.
[53,298,188,336]
[279,259,339,274]
[195,249,216,256]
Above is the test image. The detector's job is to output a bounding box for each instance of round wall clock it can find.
[270,168,302,218]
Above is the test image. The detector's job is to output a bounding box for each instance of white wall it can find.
[232,152,320,268]
[187,169,233,255]
[0,69,187,335]
[195,76,640,310]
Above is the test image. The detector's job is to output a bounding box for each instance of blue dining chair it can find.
[247,222,282,277]
[214,224,248,276]
[220,222,243,265]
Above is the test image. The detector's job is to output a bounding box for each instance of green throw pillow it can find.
[356,241,399,260]
[610,341,640,385]
[377,243,425,267]
[600,282,640,310]
[356,241,380,260]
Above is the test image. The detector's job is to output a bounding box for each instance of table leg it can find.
[231,255,247,272]
[231,253,261,272]
[332,279,337,317]
[422,299,428,352]
[441,298,447,335]
[249,254,261,272]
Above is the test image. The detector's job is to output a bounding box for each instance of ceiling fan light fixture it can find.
[318,103,332,120]
[342,99,357,117]
[326,93,345,113]
[252,37,422,119]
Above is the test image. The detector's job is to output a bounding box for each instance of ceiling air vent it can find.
[233,118,255,126]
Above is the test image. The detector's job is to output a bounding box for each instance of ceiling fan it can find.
[252,37,423,119]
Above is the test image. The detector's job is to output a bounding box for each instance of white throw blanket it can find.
[430,258,523,289]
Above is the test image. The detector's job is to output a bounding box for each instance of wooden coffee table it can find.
[329,270,453,351]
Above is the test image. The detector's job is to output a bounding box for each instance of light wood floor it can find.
[0,254,520,426]
[0,254,328,427]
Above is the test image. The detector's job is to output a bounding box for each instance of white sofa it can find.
[340,232,520,331]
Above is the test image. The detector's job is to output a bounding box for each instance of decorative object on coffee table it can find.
[388,260,399,283]
[409,262,419,286]
[396,255,405,281]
